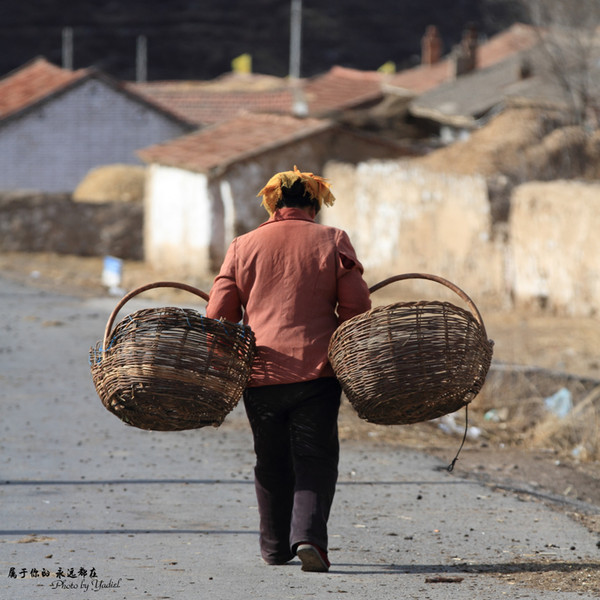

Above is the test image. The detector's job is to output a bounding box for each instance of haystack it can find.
[74,164,146,203]
[414,106,581,180]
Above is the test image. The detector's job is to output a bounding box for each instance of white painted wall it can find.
[144,165,212,276]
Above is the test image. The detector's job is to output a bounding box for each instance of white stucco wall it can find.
[143,135,402,278]
[0,77,187,192]
[144,165,212,277]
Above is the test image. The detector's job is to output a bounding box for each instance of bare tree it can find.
[524,0,600,127]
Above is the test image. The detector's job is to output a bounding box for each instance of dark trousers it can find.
[243,378,341,564]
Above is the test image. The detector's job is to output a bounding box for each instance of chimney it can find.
[421,25,442,66]
[450,23,479,78]
[461,22,478,72]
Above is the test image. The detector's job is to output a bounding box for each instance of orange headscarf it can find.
[257,165,336,215]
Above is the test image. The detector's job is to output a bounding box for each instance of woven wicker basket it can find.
[90,281,256,431]
[328,273,494,425]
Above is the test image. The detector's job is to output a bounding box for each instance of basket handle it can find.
[102,281,210,352]
[369,272,488,338]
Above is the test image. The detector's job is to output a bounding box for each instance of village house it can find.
[138,111,410,277]
[406,42,576,143]
[0,57,193,193]
[128,24,541,150]
[373,23,539,141]
[384,23,538,97]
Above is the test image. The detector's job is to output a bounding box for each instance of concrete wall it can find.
[0,193,143,259]
[510,180,600,316]
[0,77,188,193]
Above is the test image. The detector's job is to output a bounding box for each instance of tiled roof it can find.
[385,23,538,95]
[0,57,88,120]
[138,112,332,174]
[477,23,538,69]
[302,66,385,115]
[383,61,449,96]
[131,66,386,125]
[129,79,295,125]
[0,56,191,127]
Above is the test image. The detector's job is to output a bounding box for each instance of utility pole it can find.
[289,0,302,79]
[62,27,73,70]
[289,0,308,117]
[136,35,148,82]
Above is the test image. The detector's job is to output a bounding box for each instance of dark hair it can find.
[275,178,320,214]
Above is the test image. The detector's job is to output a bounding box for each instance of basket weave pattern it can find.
[328,274,494,425]
[90,282,255,431]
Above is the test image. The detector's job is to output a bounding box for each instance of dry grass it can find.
[528,386,600,461]
[414,104,597,183]
[338,363,600,463]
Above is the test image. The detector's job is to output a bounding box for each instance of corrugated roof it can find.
[138,112,332,174]
[410,54,532,127]
[0,57,88,120]
[385,23,538,95]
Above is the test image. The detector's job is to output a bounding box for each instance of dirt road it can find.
[1,258,599,597]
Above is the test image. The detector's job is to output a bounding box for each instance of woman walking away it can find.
[206,166,371,572]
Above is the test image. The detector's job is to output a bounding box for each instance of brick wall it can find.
[0,77,188,193]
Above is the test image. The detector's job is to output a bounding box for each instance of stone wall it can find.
[323,161,600,316]
[510,180,600,316]
[0,193,143,260]
[322,160,507,305]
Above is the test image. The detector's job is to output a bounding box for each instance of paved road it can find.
[1,277,598,599]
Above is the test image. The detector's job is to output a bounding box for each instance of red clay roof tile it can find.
[302,66,384,115]
[128,80,295,124]
[131,65,386,124]
[0,57,88,120]
[138,112,331,174]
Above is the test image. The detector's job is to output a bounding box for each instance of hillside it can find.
[0,0,527,81]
